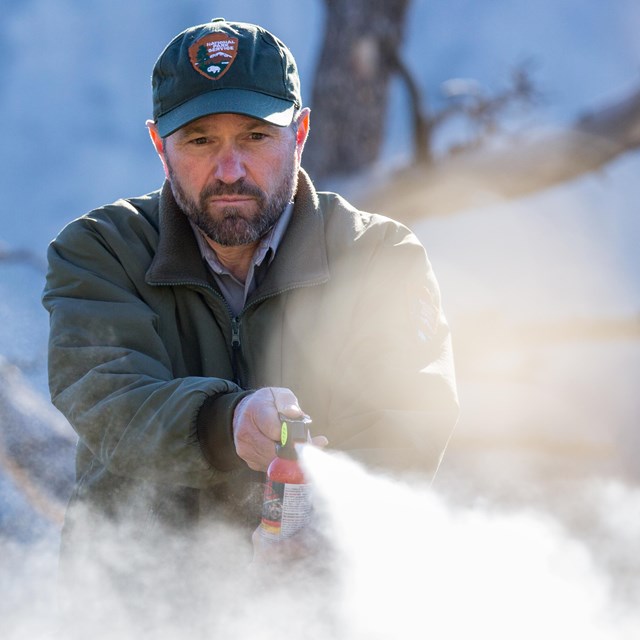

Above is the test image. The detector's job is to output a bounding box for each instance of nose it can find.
[214,144,246,184]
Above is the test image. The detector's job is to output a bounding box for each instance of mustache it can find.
[201,180,265,201]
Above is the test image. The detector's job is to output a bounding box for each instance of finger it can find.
[233,394,279,469]
[233,388,312,470]
[236,445,271,472]
[267,387,304,418]
[237,389,282,441]
[247,401,282,441]
[310,435,329,448]
[246,431,277,464]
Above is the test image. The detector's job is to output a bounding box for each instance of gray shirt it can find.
[190,203,294,317]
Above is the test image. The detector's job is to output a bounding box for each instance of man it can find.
[43,18,458,635]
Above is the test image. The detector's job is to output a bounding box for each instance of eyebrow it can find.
[242,119,271,130]
[179,117,273,137]
[178,123,209,137]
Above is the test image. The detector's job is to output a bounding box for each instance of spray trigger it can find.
[277,413,312,448]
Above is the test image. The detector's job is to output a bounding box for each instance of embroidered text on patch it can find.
[189,34,239,80]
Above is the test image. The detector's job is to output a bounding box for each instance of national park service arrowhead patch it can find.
[189,34,239,80]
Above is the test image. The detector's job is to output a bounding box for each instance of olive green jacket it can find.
[43,169,458,533]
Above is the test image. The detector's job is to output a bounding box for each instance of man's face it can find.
[160,112,307,246]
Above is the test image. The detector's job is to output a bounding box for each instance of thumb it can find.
[310,435,329,448]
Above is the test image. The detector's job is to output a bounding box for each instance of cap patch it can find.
[188,34,239,80]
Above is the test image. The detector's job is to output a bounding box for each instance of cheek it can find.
[170,157,211,194]
[258,143,298,183]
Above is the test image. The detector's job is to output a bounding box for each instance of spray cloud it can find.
[3,446,640,640]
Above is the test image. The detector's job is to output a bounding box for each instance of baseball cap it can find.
[152,18,302,137]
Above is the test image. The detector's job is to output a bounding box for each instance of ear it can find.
[146,119,170,179]
[294,108,311,161]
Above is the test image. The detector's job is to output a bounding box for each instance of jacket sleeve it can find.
[42,213,246,489]
[328,218,459,477]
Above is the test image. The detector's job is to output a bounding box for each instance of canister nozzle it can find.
[276,414,312,459]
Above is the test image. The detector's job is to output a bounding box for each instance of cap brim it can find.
[156,88,296,137]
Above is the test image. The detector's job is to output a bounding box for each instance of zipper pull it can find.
[231,317,241,350]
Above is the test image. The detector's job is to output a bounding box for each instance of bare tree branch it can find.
[355,84,640,221]
[0,440,65,526]
[383,40,434,165]
[0,358,75,527]
[0,244,47,272]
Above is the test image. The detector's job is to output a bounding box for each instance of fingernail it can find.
[283,404,302,415]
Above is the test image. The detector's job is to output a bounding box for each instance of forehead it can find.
[173,112,283,137]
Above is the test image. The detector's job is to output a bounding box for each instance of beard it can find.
[167,158,298,247]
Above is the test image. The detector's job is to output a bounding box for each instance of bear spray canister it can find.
[260,414,313,540]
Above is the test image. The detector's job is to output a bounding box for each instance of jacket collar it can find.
[146,169,330,300]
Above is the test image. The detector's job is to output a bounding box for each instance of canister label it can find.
[260,480,312,540]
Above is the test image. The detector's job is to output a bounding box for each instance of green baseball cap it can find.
[152,18,302,137]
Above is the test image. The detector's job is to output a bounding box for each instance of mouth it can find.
[210,196,255,205]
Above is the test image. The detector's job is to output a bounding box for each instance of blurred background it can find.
[1,0,638,626]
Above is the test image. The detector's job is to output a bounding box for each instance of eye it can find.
[190,136,209,145]
[248,132,268,141]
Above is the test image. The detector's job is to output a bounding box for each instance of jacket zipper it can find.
[230,316,244,386]
[149,279,243,383]
[228,281,328,387]
[149,278,327,388]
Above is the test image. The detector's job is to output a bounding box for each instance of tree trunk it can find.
[304,0,411,181]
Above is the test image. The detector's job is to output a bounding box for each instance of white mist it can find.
[4,447,640,640]
[300,446,640,640]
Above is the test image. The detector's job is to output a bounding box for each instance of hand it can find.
[233,387,327,471]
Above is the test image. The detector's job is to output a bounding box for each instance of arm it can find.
[43,212,247,488]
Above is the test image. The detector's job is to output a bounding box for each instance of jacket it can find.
[43,169,459,536]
